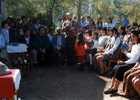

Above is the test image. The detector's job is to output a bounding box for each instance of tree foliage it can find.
[89,0,140,26]
[6,0,140,27]
[6,0,36,18]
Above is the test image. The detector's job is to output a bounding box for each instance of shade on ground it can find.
[19,65,129,100]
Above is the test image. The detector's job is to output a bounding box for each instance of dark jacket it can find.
[19,35,35,51]
[34,34,50,51]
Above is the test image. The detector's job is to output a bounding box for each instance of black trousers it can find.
[52,48,66,64]
[110,63,135,81]
[66,38,76,65]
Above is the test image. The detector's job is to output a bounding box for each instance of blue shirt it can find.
[122,18,129,26]
[1,28,9,44]
[80,21,88,28]
[0,34,5,49]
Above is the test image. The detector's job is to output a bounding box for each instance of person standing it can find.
[32,18,44,33]
[62,13,79,66]
[122,15,129,26]
[133,19,138,27]
[80,16,88,28]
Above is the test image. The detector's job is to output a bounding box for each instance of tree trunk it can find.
[77,1,82,21]
[49,9,53,27]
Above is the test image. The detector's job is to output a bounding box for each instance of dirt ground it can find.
[19,65,130,100]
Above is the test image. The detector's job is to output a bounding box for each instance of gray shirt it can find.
[57,35,62,47]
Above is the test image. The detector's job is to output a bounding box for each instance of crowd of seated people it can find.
[0,13,140,99]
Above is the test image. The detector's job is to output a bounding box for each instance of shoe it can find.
[104,88,118,94]
[98,71,107,76]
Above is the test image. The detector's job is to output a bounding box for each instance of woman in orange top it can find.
[75,33,85,71]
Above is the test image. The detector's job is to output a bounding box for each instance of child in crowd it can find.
[84,30,93,66]
[75,33,85,71]
[91,32,99,50]
[87,32,99,66]
[84,30,92,49]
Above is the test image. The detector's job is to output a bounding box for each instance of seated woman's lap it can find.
[115,64,135,81]
[110,64,135,81]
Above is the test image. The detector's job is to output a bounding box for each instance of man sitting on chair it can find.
[52,27,66,64]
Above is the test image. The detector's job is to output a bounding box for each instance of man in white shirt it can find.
[52,27,66,64]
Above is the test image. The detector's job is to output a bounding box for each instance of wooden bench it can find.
[107,52,122,74]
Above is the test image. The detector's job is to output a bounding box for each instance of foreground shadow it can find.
[19,65,106,100]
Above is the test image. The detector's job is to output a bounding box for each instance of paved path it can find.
[19,65,129,100]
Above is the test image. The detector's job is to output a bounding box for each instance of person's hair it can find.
[31,29,37,36]
[92,26,97,30]
[66,12,73,16]
[23,28,30,34]
[97,17,103,26]
[97,26,102,30]
[56,27,62,32]
[112,27,118,35]
[29,19,33,23]
[39,27,44,31]
[128,27,134,31]
[120,26,126,35]
[86,30,92,36]
[62,17,66,21]
[131,29,140,43]
[102,27,107,35]
[89,19,96,26]
[17,18,21,21]
[35,18,41,23]
[124,15,127,17]
[87,16,90,19]
[77,33,85,45]
[48,27,55,33]
[1,20,8,28]
[9,21,15,27]
[82,26,87,30]
[126,25,131,29]
[81,16,85,19]
[93,32,98,40]
[108,27,113,33]
[21,16,27,20]
[6,17,12,23]
[107,17,112,23]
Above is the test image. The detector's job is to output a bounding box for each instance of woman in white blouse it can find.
[93,27,121,74]
[104,29,140,95]
[103,17,114,27]
[97,27,108,48]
